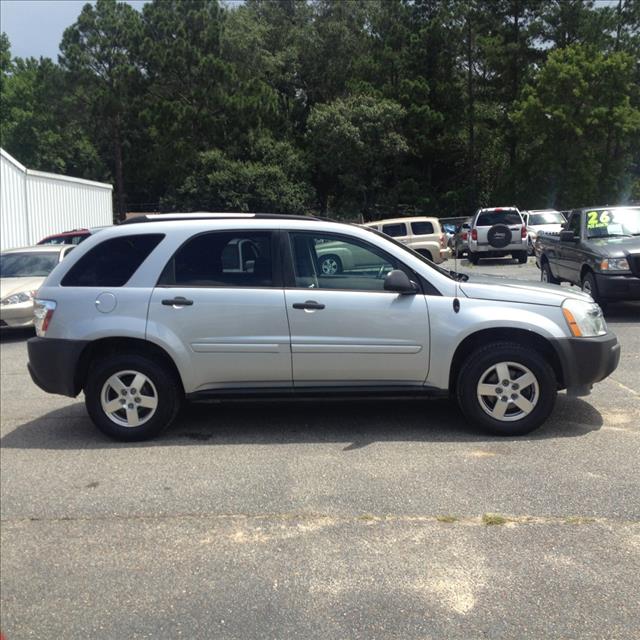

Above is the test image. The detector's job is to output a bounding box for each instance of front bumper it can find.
[0,301,35,327]
[27,337,89,397]
[594,273,640,301]
[551,333,620,396]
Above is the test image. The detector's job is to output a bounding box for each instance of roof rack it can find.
[120,212,322,225]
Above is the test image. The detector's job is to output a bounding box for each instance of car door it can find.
[558,212,583,282]
[147,230,292,392]
[283,231,430,387]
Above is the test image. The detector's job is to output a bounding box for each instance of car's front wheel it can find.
[84,353,182,441]
[457,342,557,436]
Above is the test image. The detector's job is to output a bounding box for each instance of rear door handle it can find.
[162,297,194,306]
[292,300,325,310]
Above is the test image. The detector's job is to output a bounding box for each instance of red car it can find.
[37,227,108,246]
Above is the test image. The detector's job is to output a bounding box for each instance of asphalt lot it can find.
[1,258,639,639]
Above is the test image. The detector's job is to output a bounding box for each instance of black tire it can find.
[540,260,560,284]
[527,237,535,256]
[487,224,512,248]
[456,342,557,436]
[581,271,606,309]
[84,353,182,441]
[516,251,528,264]
[467,251,480,265]
[317,254,342,275]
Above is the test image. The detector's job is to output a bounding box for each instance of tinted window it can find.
[160,232,273,288]
[0,252,60,277]
[290,232,398,291]
[568,213,581,235]
[381,223,407,237]
[411,221,435,235]
[61,234,164,287]
[476,211,522,226]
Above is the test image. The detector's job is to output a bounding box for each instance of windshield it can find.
[585,207,640,238]
[528,212,565,226]
[0,252,59,277]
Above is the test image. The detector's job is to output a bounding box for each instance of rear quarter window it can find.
[61,234,164,287]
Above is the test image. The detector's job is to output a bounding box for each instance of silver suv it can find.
[27,213,620,441]
[467,207,528,264]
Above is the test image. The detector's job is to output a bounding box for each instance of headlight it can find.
[599,258,629,271]
[1,290,36,305]
[562,299,607,337]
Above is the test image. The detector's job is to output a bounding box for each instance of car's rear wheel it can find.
[467,251,479,265]
[515,251,528,264]
[541,260,560,284]
[84,353,181,441]
[457,342,557,436]
[318,254,342,275]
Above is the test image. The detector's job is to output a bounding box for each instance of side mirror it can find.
[560,230,577,242]
[384,269,418,295]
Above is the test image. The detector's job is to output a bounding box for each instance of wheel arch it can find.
[448,328,564,395]
[75,337,185,397]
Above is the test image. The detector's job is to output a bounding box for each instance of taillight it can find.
[34,299,56,337]
[521,226,527,238]
[462,232,468,241]
[471,229,478,241]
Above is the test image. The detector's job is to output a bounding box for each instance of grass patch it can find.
[482,513,508,526]
[436,515,458,523]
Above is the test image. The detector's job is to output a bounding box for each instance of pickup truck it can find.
[536,206,640,305]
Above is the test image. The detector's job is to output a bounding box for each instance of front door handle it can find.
[292,300,325,310]
[162,297,194,306]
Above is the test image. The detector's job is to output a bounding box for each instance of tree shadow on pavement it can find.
[1,394,603,451]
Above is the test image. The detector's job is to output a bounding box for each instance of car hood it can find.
[0,276,44,300]
[459,275,592,306]
[588,235,640,257]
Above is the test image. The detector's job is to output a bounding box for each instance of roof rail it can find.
[120,212,322,225]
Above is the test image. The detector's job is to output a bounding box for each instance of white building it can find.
[0,148,113,250]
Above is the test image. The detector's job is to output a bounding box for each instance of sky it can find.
[0,0,148,60]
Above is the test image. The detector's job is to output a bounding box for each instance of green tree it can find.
[60,0,142,218]
[169,133,311,214]
[514,44,640,207]
[306,95,408,217]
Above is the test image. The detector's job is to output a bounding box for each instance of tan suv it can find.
[364,217,450,263]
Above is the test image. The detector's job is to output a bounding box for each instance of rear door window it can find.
[61,234,164,287]
[159,231,275,288]
[381,223,408,237]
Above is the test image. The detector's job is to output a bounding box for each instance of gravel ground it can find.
[1,258,638,639]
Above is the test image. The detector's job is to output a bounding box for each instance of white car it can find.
[467,207,529,264]
[522,209,566,255]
